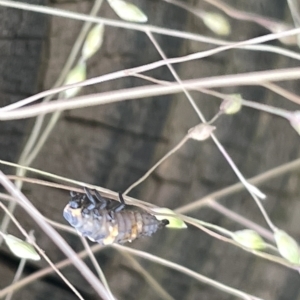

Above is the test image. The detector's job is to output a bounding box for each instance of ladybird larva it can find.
[63,188,169,245]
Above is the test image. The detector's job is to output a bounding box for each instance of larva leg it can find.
[112,193,126,212]
[94,189,108,209]
[107,193,126,217]
[70,191,77,197]
[84,187,97,210]
[69,191,82,209]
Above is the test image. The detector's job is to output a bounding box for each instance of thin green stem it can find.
[118,251,175,300]
[0,244,104,298]
[0,202,85,300]
[0,171,111,300]
[123,135,189,195]
[1,68,300,120]
[113,245,263,300]
[80,237,115,300]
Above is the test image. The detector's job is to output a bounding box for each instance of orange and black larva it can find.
[63,188,169,245]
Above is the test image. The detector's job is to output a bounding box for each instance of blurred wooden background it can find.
[1,0,300,299]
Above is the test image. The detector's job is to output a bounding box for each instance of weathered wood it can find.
[1,0,300,299]
[0,0,56,297]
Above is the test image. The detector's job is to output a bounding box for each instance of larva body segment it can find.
[63,188,168,245]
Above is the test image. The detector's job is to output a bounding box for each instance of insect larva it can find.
[63,188,169,245]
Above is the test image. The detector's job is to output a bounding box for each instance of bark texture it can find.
[0,0,299,299]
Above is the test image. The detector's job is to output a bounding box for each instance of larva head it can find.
[63,191,87,228]
[68,191,86,209]
[63,205,83,227]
